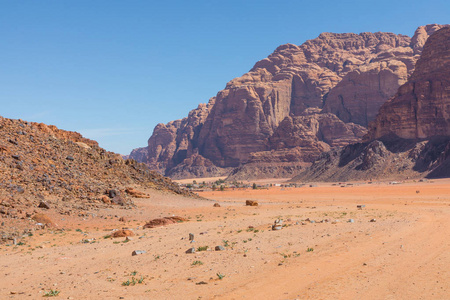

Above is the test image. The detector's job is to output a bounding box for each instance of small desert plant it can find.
[197,246,208,251]
[122,277,137,286]
[192,260,203,266]
[307,247,314,252]
[223,240,230,247]
[43,289,60,297]
[216,273,225,280]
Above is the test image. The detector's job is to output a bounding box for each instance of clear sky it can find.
[1,1,449,154]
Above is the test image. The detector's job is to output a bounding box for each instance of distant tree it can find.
[220,185,225,191]
[252,183,257,189]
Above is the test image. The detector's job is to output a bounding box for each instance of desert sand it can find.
[1,179,449,299]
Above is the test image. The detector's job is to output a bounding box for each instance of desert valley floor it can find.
[1,179,449,299]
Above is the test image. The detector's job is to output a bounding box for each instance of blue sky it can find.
[1,1,449,154]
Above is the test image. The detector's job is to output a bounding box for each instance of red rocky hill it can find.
[0,117,195,241]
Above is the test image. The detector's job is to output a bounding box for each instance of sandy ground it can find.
[0,179,449,299]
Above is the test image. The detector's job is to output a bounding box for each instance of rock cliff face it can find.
[293,26,450,182]
[368,26,450,140]
[131,24,447,179]
[227,109,366,180]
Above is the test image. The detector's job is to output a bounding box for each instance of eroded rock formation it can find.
[293,26,450,182]
[368,26,450,140]
[130,24,448,179]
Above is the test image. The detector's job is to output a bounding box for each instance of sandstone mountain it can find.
[293,27,450,182]
[0,116,195,231]
[131,24,447,179]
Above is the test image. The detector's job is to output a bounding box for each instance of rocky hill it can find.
[131,24,448,180]
[292,27,450,182]
[0,116,195,231]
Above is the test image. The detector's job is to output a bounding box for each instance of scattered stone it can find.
[245,200,258,206]
[370,218,377,222]
[357,205,366,209]
[125,237,133,242]
[215,245,225,251]
[112,229,135,238]
[100,195,111,204]
[66,155,74,161]
[185,248,196,254]
[196,281,208,285]
[32,213,54,226]
[38,201,50,209]
[111,196,127,206]
[108,189,118,198]
[118,217,127,222]
[144,216,188,229]
[272,219,283,230]
[125,187,150,198]
[8,138,18,145]
[348,219,355,223]
[131,250,146,256]
[189,233,194,243]
[213,203,221,207]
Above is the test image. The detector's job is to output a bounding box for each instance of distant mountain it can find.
[130,24,448,180]
[292,26,450,182]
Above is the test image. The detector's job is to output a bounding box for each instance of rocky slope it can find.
[131,24,447,179]
[0,116,195,235]
[293,27,450,182]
